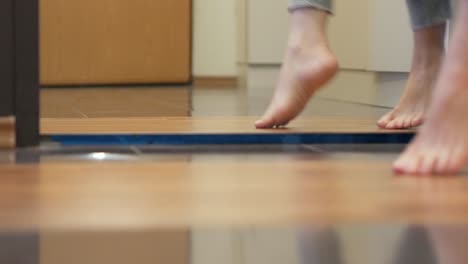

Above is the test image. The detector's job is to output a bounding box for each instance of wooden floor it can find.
[40,116,413,135]
[0,87,451,233]
[40,86,397,135]
[0,117,15,149]
[0,151,467,231]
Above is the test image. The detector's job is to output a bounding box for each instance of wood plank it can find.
[0,117,16,149]
[40,0,191,85]
[0,157,467,230]
[40,116,414,135]
[193,77,238,87]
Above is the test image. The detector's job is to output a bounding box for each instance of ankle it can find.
[285,41,329,57]
[287,26,328,50]
[412,25,446,69]
[288,8,329,48]
[290,8,328,29]
[411,51,443,73]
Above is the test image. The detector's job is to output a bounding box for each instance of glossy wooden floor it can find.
[0,86,454,232]
[40,116,413,135]
[40,86,402,135]
[0,117,15,148]
[0,148,467,231]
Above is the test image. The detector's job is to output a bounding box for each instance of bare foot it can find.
[255,9,338,129]
[394,3,468,175]
[377,61,440,130]
[378,25,446,130]
[394,86,468,175]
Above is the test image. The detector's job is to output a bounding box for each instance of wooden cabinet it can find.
[40,0,191,85]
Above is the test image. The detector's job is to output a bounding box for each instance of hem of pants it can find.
[288,3,333,14]
[412,18,449,30]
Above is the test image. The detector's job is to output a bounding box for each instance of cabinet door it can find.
[40,0,191,85]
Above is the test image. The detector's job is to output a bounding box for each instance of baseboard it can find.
[0,116,16,149]
[193,76,238,87]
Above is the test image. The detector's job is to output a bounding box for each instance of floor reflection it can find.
[297,225,468,264]
[1,225,468,264]
[0,233,38,264]
[4,144,407,164]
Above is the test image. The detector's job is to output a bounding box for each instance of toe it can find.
[435,150,451,175]
[394,148,417,174]
[402,116,413,129]
[419,151,437,175]
[407,154,424,175]
[378,113,393,128]
[447,158,464,175]
[410,114,424,128]
[277,121,290,128]
[446,145,467,175]
[386,117,404,129]
[395,117,406,129]
[393,139,425,175]
[255,116,276,129]
[393,156,408,174]
[386,120,396,129]
[255,104,290,129]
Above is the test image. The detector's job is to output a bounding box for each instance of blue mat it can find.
[49,133,415,146]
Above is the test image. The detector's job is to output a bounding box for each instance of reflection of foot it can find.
[429,227,468,264]
[395,226,437,264]
[255,8,338,129]
[297,228,342,264]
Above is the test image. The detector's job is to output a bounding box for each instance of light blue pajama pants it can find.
[289,0,452,29]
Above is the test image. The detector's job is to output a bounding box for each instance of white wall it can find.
[247,0,412,72]
[247,0,372,70]
[193,0,238,77]
[247,0,289,64]
[368,1,413,72]
[245,0,414,107]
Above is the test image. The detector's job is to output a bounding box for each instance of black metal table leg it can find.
[0,0,14,117]
[14,0,40,147]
